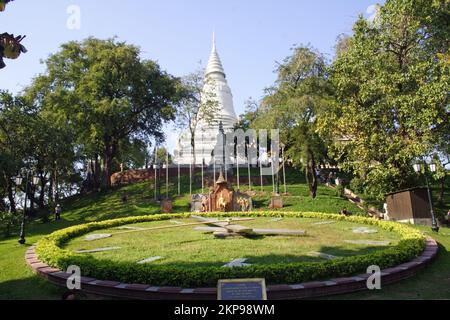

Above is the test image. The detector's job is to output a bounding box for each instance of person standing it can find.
[55,204,62,221]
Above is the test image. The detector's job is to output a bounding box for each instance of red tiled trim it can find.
[26,238,438,300]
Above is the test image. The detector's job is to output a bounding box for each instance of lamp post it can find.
[414,162,439,232]
[177,138,181,197]
[202,130,207,194]
[246,140,251,191]
[219,121,226,179]
[17,172,29,245]
[236,143,240,191]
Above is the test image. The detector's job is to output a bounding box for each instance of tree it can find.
[235,98,259,131]
[116,139,151,170]
[26,38,181,189]
[0,91,30,213]
[432,120,450,206]
[251,46,333,198]
[153,147,173,165]
[0,89,78,214]
[175,67,219,166]
[321,0,449,199]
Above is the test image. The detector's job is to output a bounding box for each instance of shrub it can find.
[0,211,20,237]
[35,211,426,287]
[335,185,345,198]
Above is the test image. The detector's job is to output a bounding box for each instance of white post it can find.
[201,132,204,194]
[166,148,169,199]
[154,145,157,201]
[260,155,263,193]
[271,156,275,195]
[201,158,204,194]
[178,160,180,196]
[282,146,287,194]
[177,138,181,197]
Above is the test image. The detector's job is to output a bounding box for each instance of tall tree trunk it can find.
[438,175,446,206]
[103,139,118,189]
[54,167,60,203]
[38,176,46,209]
[6,176,16,213]
[191,135,196,167]
[0,197,6,212]
[103,155,112,189]
[48,175,54,204]
[27,182,36,216]
[93,155,100,191]
[305,150,318,199]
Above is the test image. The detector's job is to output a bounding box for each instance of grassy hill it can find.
[0,168,448,299]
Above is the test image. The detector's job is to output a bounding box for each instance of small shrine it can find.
[191,173,252,213]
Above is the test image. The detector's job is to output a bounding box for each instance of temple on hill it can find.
[175,34,239,165]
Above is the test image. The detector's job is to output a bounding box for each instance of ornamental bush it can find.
[35,212,426,287]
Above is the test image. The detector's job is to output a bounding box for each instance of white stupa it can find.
[175,34,239,165]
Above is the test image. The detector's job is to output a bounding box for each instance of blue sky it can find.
[0,0,381,152]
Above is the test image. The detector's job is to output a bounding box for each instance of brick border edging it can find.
[26,238,438,300]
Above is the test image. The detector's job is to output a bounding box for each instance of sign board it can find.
[217,278,267,300]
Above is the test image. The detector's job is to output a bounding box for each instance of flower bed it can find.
[35,212,426,287]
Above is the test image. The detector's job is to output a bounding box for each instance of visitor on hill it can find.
[327,172,333,185]
[55,204,62,221]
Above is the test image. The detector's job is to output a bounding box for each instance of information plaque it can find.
[217,278,267,300]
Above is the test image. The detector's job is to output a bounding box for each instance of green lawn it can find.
[0,168,448,300]
[329,226,450,300]
[64,217,401,267]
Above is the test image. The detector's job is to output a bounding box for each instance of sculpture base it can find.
[161,199,173,213]
[269,195,283,209]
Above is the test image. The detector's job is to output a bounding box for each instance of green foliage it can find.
[0,211,20,237]
[25,38,181,189]
[250,45,334,198]
[35,211,425,287]
[0,89,79,212]
[350,177,366,195]
[320,0,449,200]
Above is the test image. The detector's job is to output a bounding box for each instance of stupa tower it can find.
[176,33,239,165]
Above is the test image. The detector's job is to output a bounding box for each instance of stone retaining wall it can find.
[26,238,438,300]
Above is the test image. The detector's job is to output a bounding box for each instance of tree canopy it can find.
[26,38,181,189]
[319,0,449,199]
[250,46,333,198]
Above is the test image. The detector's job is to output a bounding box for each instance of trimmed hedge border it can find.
[34,212,427,288]
[26,238,438,300]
